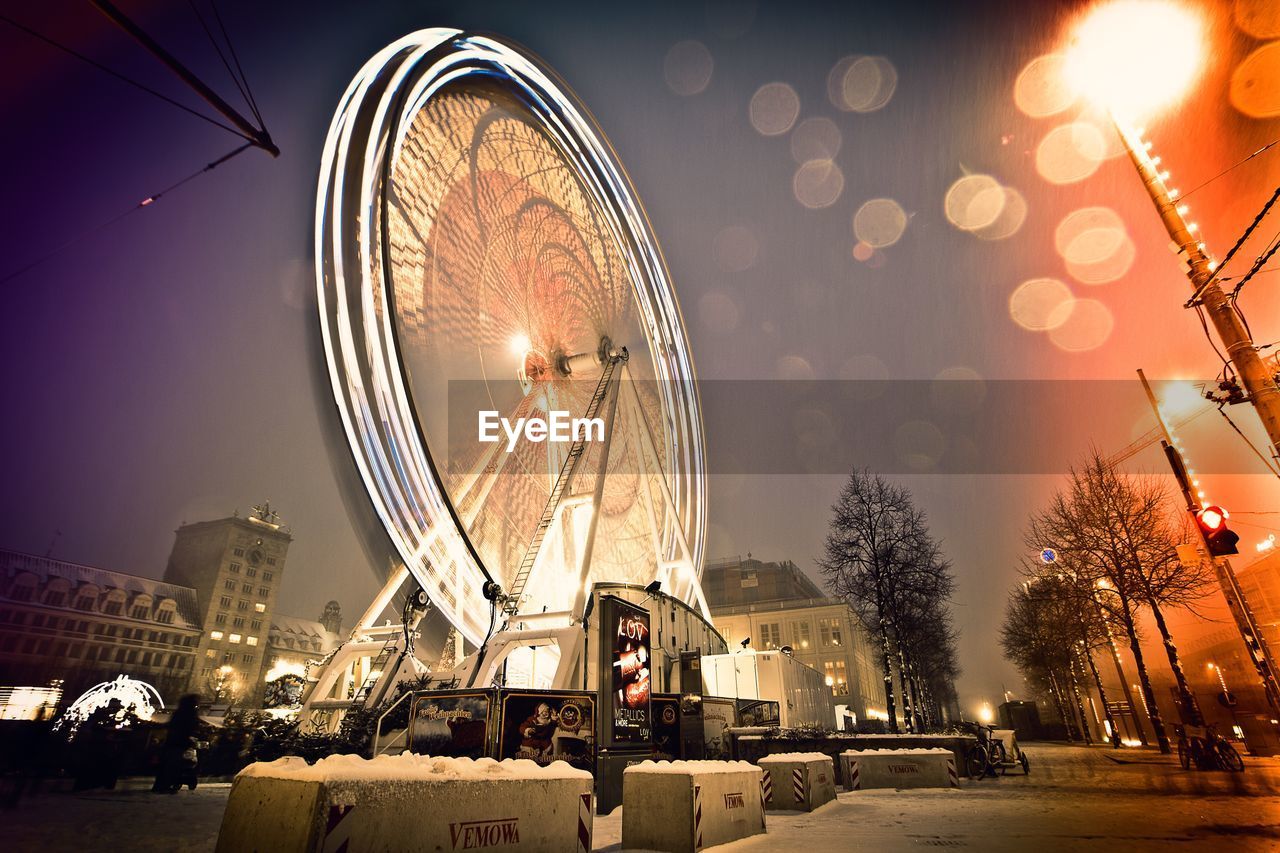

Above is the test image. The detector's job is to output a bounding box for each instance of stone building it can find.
[261,606,342,682]
[0,549,202,703]
[704,554,896,728]
[162,503,293,705]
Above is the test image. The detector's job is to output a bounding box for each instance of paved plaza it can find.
[5,743,1279,851]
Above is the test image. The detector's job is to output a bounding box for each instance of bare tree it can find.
[821,469,958,733]
[1025,452,1212,752]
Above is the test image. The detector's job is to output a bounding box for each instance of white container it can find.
[700,650,835,729]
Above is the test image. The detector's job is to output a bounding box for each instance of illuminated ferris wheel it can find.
[315,30,708,667]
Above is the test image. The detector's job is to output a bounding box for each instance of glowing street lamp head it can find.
[1063,0,1205,120]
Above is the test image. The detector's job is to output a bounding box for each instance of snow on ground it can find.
[5,744,1279,852]
[238,752,590,782]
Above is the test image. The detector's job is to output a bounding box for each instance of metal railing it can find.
[371,689,414,757]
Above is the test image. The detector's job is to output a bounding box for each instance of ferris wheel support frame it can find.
[456,362,707,691]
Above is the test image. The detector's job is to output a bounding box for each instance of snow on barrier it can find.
[757,752,836,812]
[840,748,959,791]
[622,760,766,853]
[215,753,593,853]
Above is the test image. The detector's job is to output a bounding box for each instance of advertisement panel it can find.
[498,690,596,772]
[599,595,652,746]
[406,690,496,758]
[736,698,781,727]
[651,694,681,760]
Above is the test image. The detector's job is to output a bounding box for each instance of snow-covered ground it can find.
[5,744,1279,852]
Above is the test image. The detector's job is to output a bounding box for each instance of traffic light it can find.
[1196,505,1240,557]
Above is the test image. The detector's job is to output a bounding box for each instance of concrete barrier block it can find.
[622,760,766,853]
[757,752,836,812]
[216,753,593,853]
[840,748,958,791]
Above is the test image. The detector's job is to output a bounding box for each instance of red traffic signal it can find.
[1196,506,1239,556]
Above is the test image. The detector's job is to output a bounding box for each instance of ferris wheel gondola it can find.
[314,30,708,674]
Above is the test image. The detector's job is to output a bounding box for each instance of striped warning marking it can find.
[848,759,861,791]
[792,767,805,804]
[577,792,592,853]
[760,769,773,804]
[693,783,704,851]
[946,757,959,788]
[322,804,355,853]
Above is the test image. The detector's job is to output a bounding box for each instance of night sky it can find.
[3,0,1279,713]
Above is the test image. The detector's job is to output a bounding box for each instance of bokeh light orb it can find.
[790,117,843,163]
[793,159,845,209]
[974,187,1027,241]
[1048,297,1114,351]
[944,174,1006,232]
[698,290,742,333]
[750,82,801,135]
[663,40,714,96]
[844,56,898,112]
[1014,54,1077,117]
[1063,0,1205,119]
[1234,0,1280,39]
[1035,122,1106,184]
[853,198,908,248]
[1231,42,1280,119]
[1055,207,1135,284]
[1009,278,1075,331]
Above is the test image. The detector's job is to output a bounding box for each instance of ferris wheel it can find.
[315,30,709,661]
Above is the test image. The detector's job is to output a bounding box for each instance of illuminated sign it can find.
[601,596,651,745]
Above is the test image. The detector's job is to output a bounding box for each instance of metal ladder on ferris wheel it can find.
[348,632,402,710]
[501,354,622,615]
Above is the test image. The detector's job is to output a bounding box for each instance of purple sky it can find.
[3,0,1279,712]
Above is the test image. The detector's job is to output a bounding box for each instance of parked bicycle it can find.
[961,722,1029,778]
[1175,723,1244,772]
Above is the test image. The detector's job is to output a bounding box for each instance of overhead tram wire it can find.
[1181,139,1280,200]
[187,0,267,134]
[0,141,253,285]
[0,11,251,142]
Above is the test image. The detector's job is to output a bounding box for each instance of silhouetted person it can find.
[153,695,200,794]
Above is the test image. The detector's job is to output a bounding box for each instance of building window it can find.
[103,599,123,616]
[245,567,257,578]
[224,580,236,591]
[219,595,232,608]
[233,548,245,557]
[246,636,258,647]
[824,660,848,696]
[740,570,758,589]
[130,604,150,620]
[44,590,66,608]
[229,562,241,573]
[258,587,269,598]
[215,613,227,625]
[156,609,174,625]
[254,603,266,613]
[242,654,253,664]
[759,623,782,650]
[263,572,273,583]
[229,634,241,644]
[250,619,262,631]
[205,649,216,659]
[233,616,245,628]
[266,557,276,566]
[819,618,843,648]
[237,600,249,611]
[210,631,224,640]
[241,583,252,594]
[792,621,812,650]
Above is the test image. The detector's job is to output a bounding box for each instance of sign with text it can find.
[407,690,496,759]
[497,690,596,772]
[601,595,652,745]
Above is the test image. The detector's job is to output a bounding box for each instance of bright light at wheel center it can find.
[1063,0,1204,120]
[509,332,532,356]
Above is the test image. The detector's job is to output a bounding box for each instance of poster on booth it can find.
[651,695,681,760]
[407,690,495,758]
[702,696,738,759]
[601,596,652,745]
[498,691,596,772]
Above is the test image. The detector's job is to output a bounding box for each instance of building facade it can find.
[0,549,202,703]
[162,505,292,704]
[703,554,895,727]
[0,504,345,710]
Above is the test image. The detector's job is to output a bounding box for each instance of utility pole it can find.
[90,0,278,156]
[1138,369,1280,711]
[1116,123,1280,465]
